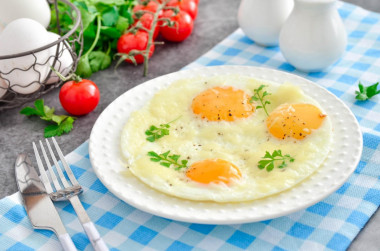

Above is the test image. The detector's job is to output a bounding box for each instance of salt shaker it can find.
[237,0,294,46]
[279,0,347,72]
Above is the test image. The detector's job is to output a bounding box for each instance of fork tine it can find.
[39,140,62,192]
[45,139,71,188]
[32,142,54,194]
[52,137,80,186]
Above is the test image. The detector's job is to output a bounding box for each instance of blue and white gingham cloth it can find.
[1,2,380,250]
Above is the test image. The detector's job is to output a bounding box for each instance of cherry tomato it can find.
[168,0,198,19]
[133,13,160,40]
[117,31,155,64]
[133,1,161,19]
[160,10,194,42]
[59,79,100,116]
[133,1,158,13]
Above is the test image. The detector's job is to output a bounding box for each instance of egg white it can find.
[121,75,333,202]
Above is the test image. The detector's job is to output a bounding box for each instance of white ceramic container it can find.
[238,0,294,46]
[279,0,347,72]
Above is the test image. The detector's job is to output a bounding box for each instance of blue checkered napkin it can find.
[1,1,380,251]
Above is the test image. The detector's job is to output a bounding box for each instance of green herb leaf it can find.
[50,114,68,125]
[272,149,282,157]
[258,150,295,172]
[44,124,63,138]
[278,161,287,169]
[20,99,46,117]
[44,117,74,138]
[146,136,155,142]
[169,154,180,162]
[250,85,271,116]
[35,99,46,115]
[59,116,75,133]
[83,23,97,40]
[355,82,380,101]
[160,162,171,168]
[76,4,97,31]
[266,162,275,172]
[42,105,56,121]
[20,107,42,117]
[20,99,76,138]
[181,159,188,165]
[116,15,130,32]
[147,151,189,170]
[76,55,93,78]
[263,151,272,159]
[148,151,160,157]
[101,26,122,38]
[101,6,119,26]
[257,159,271,170]
[88,51,112,72]
[162,151,170,158]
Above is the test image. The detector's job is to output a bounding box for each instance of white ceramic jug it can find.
[279,0,347,72]
[238,0,294,46]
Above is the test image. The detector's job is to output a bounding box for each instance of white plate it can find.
[89,66,362,224]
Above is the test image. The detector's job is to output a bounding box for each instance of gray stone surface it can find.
[0,0,378,250]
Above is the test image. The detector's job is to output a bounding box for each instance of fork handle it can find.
[58,233,77,251]
[83,222,109,251]
[69,196,109,251]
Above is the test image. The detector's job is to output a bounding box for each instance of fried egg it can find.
[121,75,333,202]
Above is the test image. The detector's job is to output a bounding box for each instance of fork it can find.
[33,137,109,251]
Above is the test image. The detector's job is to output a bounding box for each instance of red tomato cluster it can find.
[59,1,199,116]
[117,0,199,64]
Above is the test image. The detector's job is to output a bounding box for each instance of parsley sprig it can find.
[148,151,188,170]
[20,99,76,138]
[355,82,380,101]
[145,116,180,142]
[250,85,271,116]
[258,150,295,172]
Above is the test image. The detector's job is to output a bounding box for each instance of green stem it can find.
[106,42,111,56]
[83,15,102,58]
[160,155,180,167]
[50,66,82,82]
[143,0,171,76]
[272,157,287,162]
[258,94,269,116]
[167,115,182,124]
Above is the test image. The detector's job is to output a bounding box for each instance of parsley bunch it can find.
[20,99,76,138]
[355,82,380,101]
[250,85,271,116]
[258,150,295,172]
[145,116,181,142]
[148,151,188,170]
[145,124,170,142]
[49,0,135,77]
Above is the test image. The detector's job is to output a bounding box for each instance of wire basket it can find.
[0,0,83,111]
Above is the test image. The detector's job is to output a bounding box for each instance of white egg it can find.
[45,32,74,85]
[0,0,50,33]
[121,75,333,202]
[0,18,55,94]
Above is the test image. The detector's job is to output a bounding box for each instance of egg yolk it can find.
[186,159,242,184]
[266,103,326,140]
[191,86,255,121]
